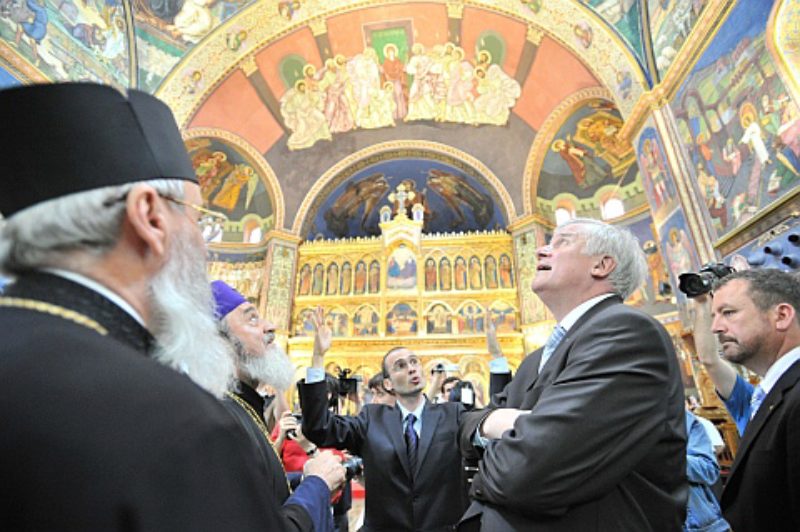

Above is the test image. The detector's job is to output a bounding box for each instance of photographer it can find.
[681,264,754,435]
[299,307,468,531]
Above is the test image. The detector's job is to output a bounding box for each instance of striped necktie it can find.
[539,325,567,371]
[405,413,418,474]
[749,385,766,420]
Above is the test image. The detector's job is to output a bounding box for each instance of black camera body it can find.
[678,263,735,298]
[431,363,445,374]
[449,380,476,410]
[337,368,361,397]
[343,456,364,481]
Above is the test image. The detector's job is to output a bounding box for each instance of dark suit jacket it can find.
[0,272,274,530]
[458,297,687,531]
[299,380,468,531]
[721,359,800,531]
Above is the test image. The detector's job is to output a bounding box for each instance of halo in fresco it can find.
[184,136,275,244]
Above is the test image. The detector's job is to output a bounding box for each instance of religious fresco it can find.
[579,0,644,68]
[648,0,709,79]
[279,41,521,151]
[293,307,316,336]
[658,210,702,322]
[456,301,485,334]
[0,0,131,85]
[425,303,453,334]
[671,0,800,239]
[636,126,679,225]
[307,157,505,239]
[262,242,295,329]
[514,228,548,325]
[353,305,379,336]
[488,301,517,332]
[538,100,636,201]
[133,0,257,91]
[387,245,416,290]
[620,215,678,316]
[0,64,20,87]
[774,0,800,92]
[207,250,266,303]
[326,307,349,337]
[386,302,417,335]
[185,136,275,244]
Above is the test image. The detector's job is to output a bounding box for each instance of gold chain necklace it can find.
[225,391,284,460]
[0,297,108,335]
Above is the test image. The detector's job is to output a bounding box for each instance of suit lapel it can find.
[415,401,441,477]
[387,407,413,479]
[726,362,800,486]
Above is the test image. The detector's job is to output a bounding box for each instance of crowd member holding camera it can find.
[211,281,345,532]
[299,307,468,531]
[708,269,800,531]
[458,219,686,531]
[680,263,755,434]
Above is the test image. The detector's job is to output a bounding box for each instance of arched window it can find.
[242,219,262,244]
[601,197,625,220]
[555,207,573,226]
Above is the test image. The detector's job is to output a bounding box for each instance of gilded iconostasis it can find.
[2,0,799,400]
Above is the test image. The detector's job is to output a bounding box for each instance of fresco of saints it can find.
[382,43,408,120]
[319,55,355,133]
[347,47,383,129]
[405,43,439,121]
[280,79,332,150]
[326,263,339,295]
[425,258,437,291]
[499,254,514,288]
[469,256,483,290]
[485,256,498,289]
[722,137,742,176]
[354,306,378,336]
[444,46,477,124]
[211,163,258,212]
[428,305,451,334]
[473,64,521,126]
[354,261,367,294]
[439,257,452,291]
[454,256,467,290]
[665,227,694,281]
[340,262,352,295]
[368,261,381,293]
[193,150,231,202]
[312,263,324,295]
[298,264,311,295]
[639,138,670,209]
[696,163,728,229]
[552,136,608,189]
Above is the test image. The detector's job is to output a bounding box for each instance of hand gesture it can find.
[486,318,503,359]
[311,306,332,357]
[304,451,346,492]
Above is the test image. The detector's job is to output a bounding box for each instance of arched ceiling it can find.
[0,1,713,239]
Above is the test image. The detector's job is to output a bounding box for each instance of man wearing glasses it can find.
[0,82,277,529]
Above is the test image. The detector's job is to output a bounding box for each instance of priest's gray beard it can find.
[232,335,295,392]
[149,229,235,398]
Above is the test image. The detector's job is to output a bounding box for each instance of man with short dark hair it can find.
[0,82,276,529]
[440,376,462,402]
[711,269,800,531]
[211,281,345,532]
[367,372,396,406]
[298,308,468,531]
[458,218,686,531]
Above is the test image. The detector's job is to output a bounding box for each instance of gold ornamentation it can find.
[308,17,328,36]
[446,1,464,19]
[526,25,543,45]
[240,55,258,76]
[0,297,108,336]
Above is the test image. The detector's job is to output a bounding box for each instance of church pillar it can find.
[240,56,288,131]
[515,26,542,86]
[507,214,553,359]
[309,18,333,61]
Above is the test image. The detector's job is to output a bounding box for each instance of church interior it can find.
[2,0,799,462]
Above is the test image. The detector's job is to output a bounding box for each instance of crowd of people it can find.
[1,81,798,531]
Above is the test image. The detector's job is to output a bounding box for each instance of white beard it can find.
[234,338,296,392]
[149,229,235,397]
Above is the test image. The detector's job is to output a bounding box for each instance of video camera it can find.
[678,262,735,298]
[449,380,476,410]
[343,456,364,481]
[336,368,361,397]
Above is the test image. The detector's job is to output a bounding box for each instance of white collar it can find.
[760,345,800,395]
[397,397,426,422]
[558,293,616,332]
[43,268,146,326]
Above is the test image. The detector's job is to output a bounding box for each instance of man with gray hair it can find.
[458,218,687,531]
[0,83,278,529]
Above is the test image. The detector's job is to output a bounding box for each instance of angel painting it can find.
[210,163,259,212]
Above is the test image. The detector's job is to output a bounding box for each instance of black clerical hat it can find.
[0,82,197,217]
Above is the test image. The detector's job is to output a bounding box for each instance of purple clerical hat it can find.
[211,281,248,320]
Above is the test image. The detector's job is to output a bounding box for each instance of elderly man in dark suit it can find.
[711,269,800,531]
[298,308,468,531]
[458,218,687,531]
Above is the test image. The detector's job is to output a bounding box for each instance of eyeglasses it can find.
[103,191,228,243]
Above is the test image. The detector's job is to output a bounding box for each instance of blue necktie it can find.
[749,385,766,420]
[540,325,567,371]
[405,413,418,473]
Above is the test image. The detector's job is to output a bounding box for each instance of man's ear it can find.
[773,303,796,333]
[123,185,170,258]
[590,255,616,280]
[383,376,394,393]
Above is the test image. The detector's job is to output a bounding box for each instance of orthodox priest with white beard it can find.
[0,82,282,530]
[212,280,345,532]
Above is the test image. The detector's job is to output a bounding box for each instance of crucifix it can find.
[388,183,416,217]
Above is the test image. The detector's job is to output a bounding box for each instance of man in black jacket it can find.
[0,82,278,530]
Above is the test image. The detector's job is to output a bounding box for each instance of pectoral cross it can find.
[388,183,416,216]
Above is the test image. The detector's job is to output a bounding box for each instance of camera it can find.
[342,456,364,481]
[449,381,476,410]
[337,368,361,397]
[431,363,445,374]
[678,263,735,298]
[287,413,302,438]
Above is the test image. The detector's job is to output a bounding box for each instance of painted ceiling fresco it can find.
[648,0,708,81]
[305,155,507,240]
